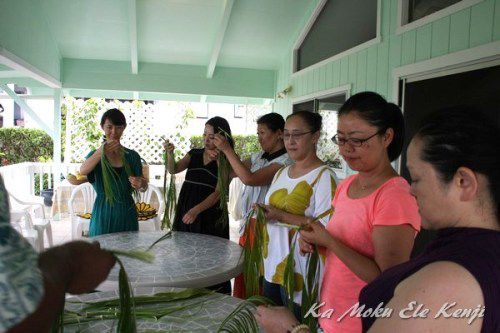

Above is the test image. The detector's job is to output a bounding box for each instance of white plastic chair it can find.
[68,183,96,239]
[9,193,53,248]
[10,210,43,251]
[135,184,165,231]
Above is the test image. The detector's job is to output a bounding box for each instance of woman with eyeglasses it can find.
[80,108,148,236]
[259,111,338,317]
[212,112,292,299]
[256,92,421,333]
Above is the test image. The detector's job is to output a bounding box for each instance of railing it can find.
[0,162,184,199]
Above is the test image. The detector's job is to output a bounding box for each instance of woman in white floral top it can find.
[260,111,338,318]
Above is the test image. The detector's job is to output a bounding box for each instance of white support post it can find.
[53,89,62,189]
[2,84,14,127]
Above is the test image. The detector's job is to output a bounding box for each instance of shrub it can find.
[190,135,260,160]
[0,128,53,165]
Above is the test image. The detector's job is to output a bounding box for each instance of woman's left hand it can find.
[129,176,146,190]
[213,133,231,153]
[182,207,200,224]
[300,220,333,248]
[260,204,284,222]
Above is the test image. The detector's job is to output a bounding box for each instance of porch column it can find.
[53,89,62,189]
[1,84,15,127]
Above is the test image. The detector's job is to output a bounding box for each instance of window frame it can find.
[396,0,484,35]
[291,0,382,76]
[291,85,351,179]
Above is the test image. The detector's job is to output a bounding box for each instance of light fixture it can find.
[276,85,292,99]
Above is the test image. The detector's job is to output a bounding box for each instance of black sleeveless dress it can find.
[359,227,500,332]
[173,148,229,239]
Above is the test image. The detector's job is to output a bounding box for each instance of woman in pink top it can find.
[256,92,421,333]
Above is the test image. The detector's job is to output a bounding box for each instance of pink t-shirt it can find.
[319,175,421,333]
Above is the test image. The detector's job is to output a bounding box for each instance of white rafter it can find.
[129,0,138,74]
[0,84,54,136]
[206,0,234,79]
[0,70,26,78]
[0,47,61,88]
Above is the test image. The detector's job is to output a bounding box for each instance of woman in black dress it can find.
[164,116,234,293]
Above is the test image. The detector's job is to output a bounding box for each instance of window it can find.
[406,0,462,23]
[234,105,245,119]
[295,0,379,72]
[192,103,209,119]
[398,0,483,33]
[292,93,347,175]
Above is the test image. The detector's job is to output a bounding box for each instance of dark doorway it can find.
[401,64,500,257]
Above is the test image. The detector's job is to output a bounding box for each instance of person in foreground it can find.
[359,107,500,332]
[0,176,115,333]
[256,107,500,332]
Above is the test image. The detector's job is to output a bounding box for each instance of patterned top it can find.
[0,176,43,332]
[263,165,337,304]
[239,149,292,232]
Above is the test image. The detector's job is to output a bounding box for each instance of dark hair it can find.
[206,116,234,148]
[286,111,322,132]
[257,113,285,132]
[415,107,500,220]
[100,108,126,127]
[339,92,404,162]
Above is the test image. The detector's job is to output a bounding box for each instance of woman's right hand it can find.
[103,140,121,155]
[163,139,175,154]
[213,133,231,153]
[299,236,314,255]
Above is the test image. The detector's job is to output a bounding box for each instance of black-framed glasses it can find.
[331,131,381,147]
[283,131,314,141]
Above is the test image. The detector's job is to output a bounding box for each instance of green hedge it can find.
[190,135,260,160]
[0,128,53,165]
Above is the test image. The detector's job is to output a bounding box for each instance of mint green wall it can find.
[0,0,61,80]
[274,0,500,115]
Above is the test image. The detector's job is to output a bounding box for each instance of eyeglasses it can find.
[331,131,381,147]
[283,131,314,141]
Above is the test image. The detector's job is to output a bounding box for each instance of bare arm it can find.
[369,262,483,332]
[301,224,416,283]
[223,149,283,186]
[8,242,115,333]
[79,148,102,176]
[261,204,310,227]
[164,141,190,174]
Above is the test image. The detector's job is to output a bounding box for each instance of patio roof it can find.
[0,0,315,103]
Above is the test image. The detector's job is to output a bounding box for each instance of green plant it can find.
[0,128,53,165]
[190,135,260,160]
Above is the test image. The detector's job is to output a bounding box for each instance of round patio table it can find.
[93,231,243,289]
[63,286,245,332]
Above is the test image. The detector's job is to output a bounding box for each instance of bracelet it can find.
[290,324,310,333]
